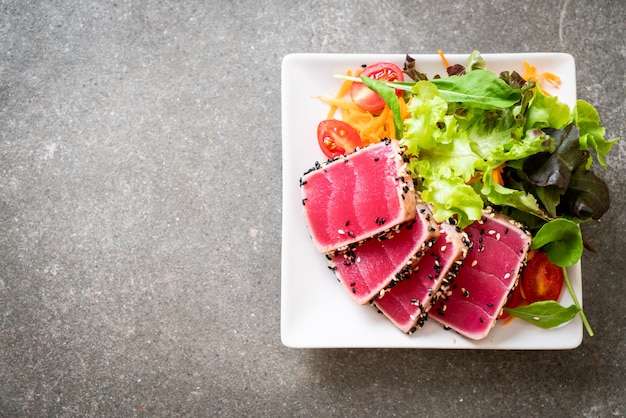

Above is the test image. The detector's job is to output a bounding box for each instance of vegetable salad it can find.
[313,51,620,334]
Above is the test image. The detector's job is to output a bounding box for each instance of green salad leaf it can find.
[574,99,620,169]
[429,70,522,109]
[530,218,583,267]
[523,86,571,131]
[504,301,580,329]
[360,74,404,139]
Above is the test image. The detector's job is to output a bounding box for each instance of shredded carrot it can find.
[317,68,409,146]
[325,69,362,119]
[522,61,561,95]
[317,96,363,112]
[492,164,505,186]
[501,316,516,326]
[519,283,527,300]
[438,49,450,68]
[526,248,539,261]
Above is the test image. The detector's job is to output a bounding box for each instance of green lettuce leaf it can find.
[421,175,484,225]
[524,87,571,131]
[574,99,620,169]
[480,172,544,216]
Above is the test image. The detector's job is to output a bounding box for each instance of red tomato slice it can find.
[520,251,564,304]
[350,62,405,112]
[499,251,564,320]
[317,119,362,159]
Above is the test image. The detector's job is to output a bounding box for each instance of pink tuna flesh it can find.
[373,221,469,333]
[430,209,531,340]
[329,203,439,305]
[300,140,416,253]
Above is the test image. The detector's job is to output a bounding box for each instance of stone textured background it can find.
[1,1,624,416]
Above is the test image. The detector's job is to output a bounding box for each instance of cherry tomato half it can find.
[520,251,564,304]
[499,251,564,320]
[317,119,362,159]
[350,62,405,113]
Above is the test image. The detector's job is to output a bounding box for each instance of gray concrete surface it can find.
[0,1,624,416]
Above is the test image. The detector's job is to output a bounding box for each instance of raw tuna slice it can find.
[373,221,470,333]
[300,140,417,253]
[429,208,532,340]
[328,203,439,305]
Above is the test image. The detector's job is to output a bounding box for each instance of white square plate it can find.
[281,52,583,349]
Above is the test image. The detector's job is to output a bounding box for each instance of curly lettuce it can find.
[401,73,554,226]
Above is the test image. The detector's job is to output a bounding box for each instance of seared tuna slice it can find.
[373,221,469,333]
[328,203,439,305]
[300,140,417,253]
[430,208,532,340]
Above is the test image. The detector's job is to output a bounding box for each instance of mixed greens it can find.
[347,51,620,334]
[366,51,618,229]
